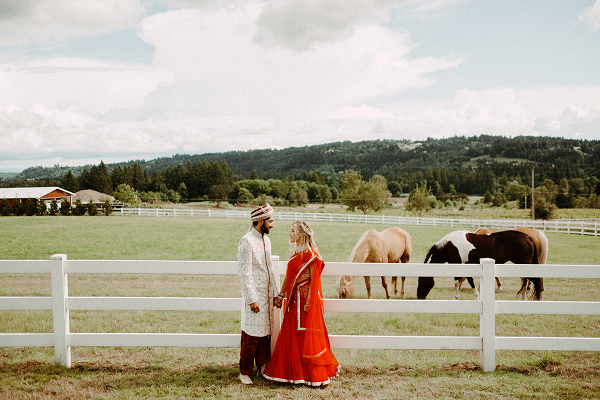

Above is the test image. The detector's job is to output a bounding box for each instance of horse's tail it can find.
[531,238,539,264]
[537,231,549,264]
[517,278,543,300]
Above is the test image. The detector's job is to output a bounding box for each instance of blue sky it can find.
[1,0,599,172]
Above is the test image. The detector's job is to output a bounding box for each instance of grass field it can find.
[1,216,599,399]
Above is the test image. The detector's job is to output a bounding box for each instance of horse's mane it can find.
[347,229,372,262]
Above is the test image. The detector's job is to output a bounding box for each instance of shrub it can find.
[60,200,71,216]
[12,201,25,216]
[37,200,48,216]
[103,200,113,216]
[0,198,10,216]
[73,200,87,216]
[49,199,59,216]
[87,201,98,216]
[534,198,556,220]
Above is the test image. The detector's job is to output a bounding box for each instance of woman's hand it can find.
[304,303,310,313]
[273,293,284,308]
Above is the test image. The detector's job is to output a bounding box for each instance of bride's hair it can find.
[289,221,319,257]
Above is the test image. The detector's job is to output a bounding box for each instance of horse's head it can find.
[337,275,356,299]
[417,277,435,299]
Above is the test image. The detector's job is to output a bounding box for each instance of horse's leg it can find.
[381,276,390,299]
[466,277,479,300]
[400,276,405,299]
[391,276,398,296]
[454,278,462,300]
[495,277,503,291]
[364,276,372,299]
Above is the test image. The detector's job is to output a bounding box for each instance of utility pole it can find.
[531,166,535,220]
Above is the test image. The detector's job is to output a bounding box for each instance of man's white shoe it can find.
[239,373,253,385]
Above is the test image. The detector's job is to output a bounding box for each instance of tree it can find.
[59,199,71,216]
[87,200,98,216]
[114,184,140,205]
[73,199,87,216]
[237,187,254,203]
[103,200,113,216]
[49,199,59,216]
[60,170,79,193]
[404,181,433,216]
[340,171,391,214]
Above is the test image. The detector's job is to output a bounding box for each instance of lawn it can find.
[1,216,599,399]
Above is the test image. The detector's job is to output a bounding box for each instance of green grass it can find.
[1,216,599,399]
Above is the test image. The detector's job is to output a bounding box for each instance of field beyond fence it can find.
[116,207,600,236]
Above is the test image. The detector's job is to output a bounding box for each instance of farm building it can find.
[72,190,115,206]
[0,187,74,208]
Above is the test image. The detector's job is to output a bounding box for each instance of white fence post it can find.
[480,258,496,372]
[51,254,71,367]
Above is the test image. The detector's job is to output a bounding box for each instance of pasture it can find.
[1,216,599,399]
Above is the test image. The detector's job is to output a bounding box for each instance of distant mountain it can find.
[9,135,600,183]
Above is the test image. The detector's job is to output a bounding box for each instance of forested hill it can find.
[11,135,600,185]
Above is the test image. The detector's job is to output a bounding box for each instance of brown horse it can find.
[417,230,541,300]
[475,227,548,299]
[337,227,412,299]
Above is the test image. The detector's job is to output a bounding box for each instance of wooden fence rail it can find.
[1,256,599,372]
[115,208,600,236]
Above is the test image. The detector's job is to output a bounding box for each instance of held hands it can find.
[273,293,284,309]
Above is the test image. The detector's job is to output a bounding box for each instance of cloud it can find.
[580,0,600,31]
[137,6,461,122]
[0,0,146,46]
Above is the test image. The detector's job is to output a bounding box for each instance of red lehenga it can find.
[263,249,339,386]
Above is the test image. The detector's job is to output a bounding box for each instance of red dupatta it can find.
[283,249,337,366]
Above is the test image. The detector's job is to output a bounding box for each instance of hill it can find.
[9,135,600,186]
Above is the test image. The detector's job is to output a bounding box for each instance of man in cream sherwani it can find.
[237,203,277,385]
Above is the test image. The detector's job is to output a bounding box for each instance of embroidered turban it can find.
[250,203,274,221]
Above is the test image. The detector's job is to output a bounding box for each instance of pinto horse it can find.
[417,230,541,300]
[475,227,548,299]
[337,227,412,299]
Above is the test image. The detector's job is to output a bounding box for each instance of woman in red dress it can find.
[263,221,339,386]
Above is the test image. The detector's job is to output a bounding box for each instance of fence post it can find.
[51,254,71,368]
[480,258,496,372]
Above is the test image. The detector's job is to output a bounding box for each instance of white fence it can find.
[115,208,600,236]
[2,255,599,372]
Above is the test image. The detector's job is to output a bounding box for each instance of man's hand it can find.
[249,302,260,313]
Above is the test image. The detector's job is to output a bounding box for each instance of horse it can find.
[475,227,548,299]
[337,227,412,299]
[417,230,541,301]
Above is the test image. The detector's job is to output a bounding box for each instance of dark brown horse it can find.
[475,227,548,299]
[337,227,412,299]
[417,230,541,300]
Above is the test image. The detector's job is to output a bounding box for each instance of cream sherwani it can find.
[237,228,278,337]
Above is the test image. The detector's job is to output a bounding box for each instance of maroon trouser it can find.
[239,331,271,376]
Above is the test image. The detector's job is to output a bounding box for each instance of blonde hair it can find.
[289,221,319,257]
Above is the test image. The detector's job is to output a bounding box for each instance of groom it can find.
[236,203,277,385]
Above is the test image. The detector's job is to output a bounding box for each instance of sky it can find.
[1,0,600,173]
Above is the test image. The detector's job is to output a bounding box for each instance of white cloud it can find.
[138,6,461,122]
[580,0,600,31]
[0,0,147,47]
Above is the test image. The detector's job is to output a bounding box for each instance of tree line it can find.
[2,135,600,215]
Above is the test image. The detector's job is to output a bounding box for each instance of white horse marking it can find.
[436,230,475,263]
